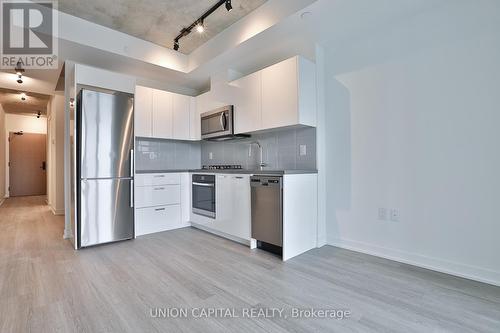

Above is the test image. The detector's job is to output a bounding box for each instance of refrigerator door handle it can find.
[130,149,134,177]
[130,180,134,207]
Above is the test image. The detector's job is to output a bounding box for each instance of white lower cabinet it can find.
[134,172,189,237]
[135,185,180,208]
[212,174,251,241]
[135,205,181,236]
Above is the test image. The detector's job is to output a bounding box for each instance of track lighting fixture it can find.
[37,111,41,119]
[15,60,24,84]
[173,0,234,52]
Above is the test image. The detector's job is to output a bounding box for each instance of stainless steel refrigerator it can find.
[77,88,134,248]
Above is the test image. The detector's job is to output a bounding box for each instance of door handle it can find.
[130,180,134,208]
[41,161,46,170]
[130,149,134,177]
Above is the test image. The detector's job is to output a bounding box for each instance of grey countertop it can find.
[135,169,317,175]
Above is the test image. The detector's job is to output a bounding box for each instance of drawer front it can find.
[135,205,181,236]
[135,173,181,186]
[135,185,180,208]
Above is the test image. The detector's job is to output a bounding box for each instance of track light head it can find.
[196,20,204,33]
[225,0,232,12]
[173,40,179,51]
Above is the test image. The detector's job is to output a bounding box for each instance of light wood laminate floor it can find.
[1,196,499,332]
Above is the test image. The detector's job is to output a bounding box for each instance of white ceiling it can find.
[57,0,267,54]
[0,0,465,99]
[0,88,50,115]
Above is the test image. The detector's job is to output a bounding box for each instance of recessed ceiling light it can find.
[300,11,312,20]
[15,60,24,84]
[20,92,27,101]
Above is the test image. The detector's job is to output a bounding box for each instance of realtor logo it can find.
[1,0,58,69]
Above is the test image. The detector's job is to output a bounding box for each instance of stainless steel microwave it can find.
[201,106,234,140]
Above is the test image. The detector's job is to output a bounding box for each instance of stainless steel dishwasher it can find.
[250,175,283,255]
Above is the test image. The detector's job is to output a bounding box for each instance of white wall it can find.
[4,113,47,197]
[47,95,65,215]
[324,1,500,285]
[0,104,6,201]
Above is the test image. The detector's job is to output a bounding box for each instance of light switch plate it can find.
[390,209,400,222]
[299,145,307,156]
[378,208,387,220]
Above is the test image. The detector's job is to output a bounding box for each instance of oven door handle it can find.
[192,182,215,187]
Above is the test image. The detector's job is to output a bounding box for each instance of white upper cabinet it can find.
[189,97,200,141]
[152,89,173,139]
[172,93,191,140]
[261,57,299,129]
[134,86,153,137]
[196,91,226,116]
[232,71,262,134]
[231,56,317,134]
[134,86,197,141]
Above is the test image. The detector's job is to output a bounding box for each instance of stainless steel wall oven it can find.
[192,174,216,218]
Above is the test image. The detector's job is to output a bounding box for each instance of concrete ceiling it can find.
[57,0,267,54]
[0,88,50,116]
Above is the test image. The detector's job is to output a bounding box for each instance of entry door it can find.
[9,132,47,197]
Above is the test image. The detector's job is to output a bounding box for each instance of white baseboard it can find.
[63,227,73,239]
[50,206,65,216]
[328,237,500,287]
[317,235,327,248]
[0,198,5,207]
[190,222,250,246]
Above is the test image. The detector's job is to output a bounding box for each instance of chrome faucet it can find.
[250,141,266,170]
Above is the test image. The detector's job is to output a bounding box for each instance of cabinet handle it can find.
[154,187,165,190]
[154,175,165,178]
[234,176,244,179]
[155,208,165,211]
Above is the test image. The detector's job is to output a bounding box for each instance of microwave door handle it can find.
[220,112,227,130]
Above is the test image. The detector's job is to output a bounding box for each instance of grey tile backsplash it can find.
[201,127,316,170]
[135,138,201,171]
[135,127,316,172]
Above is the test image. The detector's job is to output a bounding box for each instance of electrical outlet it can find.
[299,144,307,156]
[378,208,387,220]
[209,152,213,160]
[390,209,400,222]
